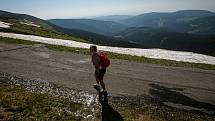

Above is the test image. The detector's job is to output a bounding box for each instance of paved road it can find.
[0,43,215,109]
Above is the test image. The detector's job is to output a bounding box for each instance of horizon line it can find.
[1,9,215,20]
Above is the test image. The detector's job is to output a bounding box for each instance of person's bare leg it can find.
[100,80,106,90]
[100,80,108,98]
[96,78,100,85]
[94,74,100,84]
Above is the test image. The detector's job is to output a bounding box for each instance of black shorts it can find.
[95,69,106,81]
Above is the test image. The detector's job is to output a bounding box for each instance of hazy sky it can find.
[0,0,215,19]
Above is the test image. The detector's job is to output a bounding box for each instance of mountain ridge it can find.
[48,19,127,36]
[0,10,53,29]
[93,15,133,22]
[119,10,215,34]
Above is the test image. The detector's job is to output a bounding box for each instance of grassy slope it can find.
[0,10,87,43]
[0,20,87,43]
[0,81,82,121]
[0,37,215,70]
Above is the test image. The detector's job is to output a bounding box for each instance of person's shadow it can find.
[98,92,124,121]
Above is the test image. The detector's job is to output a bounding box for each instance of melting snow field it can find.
[20,22,40,28]
[20,20,40,28]
[0,21,12,28]
[0,32,215,65]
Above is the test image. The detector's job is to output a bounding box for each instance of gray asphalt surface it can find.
[0,43,215,109]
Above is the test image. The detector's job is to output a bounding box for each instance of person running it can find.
[90,45,110,94]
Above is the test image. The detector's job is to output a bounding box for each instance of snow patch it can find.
[0,21,13,28]
[20,19,40,27]
[0,32,215,65]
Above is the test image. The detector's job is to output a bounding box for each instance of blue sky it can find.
[0,0,215,19]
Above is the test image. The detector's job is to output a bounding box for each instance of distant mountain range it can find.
[1,10,215,56]
[48,10,215,36]
[0,10,140,48]
[93,15,133,22]
[54,26,142,48]
[48,19,126,36]
[120,10,215,26]
[119,10,215,35]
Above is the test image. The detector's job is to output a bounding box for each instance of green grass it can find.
[118,105,215,121]
[0,36,39,45]
[0,81,82,121]
[1,36,215,70]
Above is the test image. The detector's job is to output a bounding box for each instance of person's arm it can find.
[92,54,100,72]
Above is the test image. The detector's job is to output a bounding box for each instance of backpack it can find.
[98,51,110,69]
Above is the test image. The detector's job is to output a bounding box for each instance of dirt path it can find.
[0,43,215,111]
